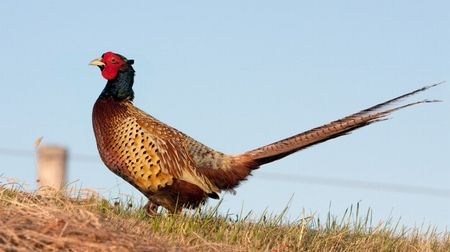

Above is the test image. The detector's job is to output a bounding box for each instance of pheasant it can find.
[90,51,439,215]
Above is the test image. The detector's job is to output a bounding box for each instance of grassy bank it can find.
[0,184,448,251]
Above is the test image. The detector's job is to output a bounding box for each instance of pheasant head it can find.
[90,52,136,100]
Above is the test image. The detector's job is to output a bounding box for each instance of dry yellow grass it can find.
[0,187,172,251]
[0,183,449,251]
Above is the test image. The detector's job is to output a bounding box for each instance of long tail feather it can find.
[241,83,442,166]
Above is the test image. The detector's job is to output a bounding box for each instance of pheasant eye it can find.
[111,58,117,63]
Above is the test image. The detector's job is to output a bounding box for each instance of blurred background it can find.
[0,1,449,231]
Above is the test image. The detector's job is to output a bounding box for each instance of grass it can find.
[0,183,449,251]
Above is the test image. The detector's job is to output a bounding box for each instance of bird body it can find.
[90,52,439,214]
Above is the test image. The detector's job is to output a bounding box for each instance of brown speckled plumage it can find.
[90,52,439,214]
[93,97,224,212]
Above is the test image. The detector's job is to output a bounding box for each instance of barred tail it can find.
[241,83,442,166]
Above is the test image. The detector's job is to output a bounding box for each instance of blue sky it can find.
[0,1,449,230]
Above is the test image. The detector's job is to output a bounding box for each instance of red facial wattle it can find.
[100,51,126,80]
[101,65,121,80]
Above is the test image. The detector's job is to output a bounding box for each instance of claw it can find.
[144,201,160,217]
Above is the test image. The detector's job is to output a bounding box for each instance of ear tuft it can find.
[127,59,134,65]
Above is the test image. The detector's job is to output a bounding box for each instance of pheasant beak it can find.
[89,58,105,67]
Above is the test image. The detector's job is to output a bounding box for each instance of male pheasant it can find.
[90,51,439,214]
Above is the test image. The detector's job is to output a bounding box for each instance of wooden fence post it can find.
[37,145,67,191]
